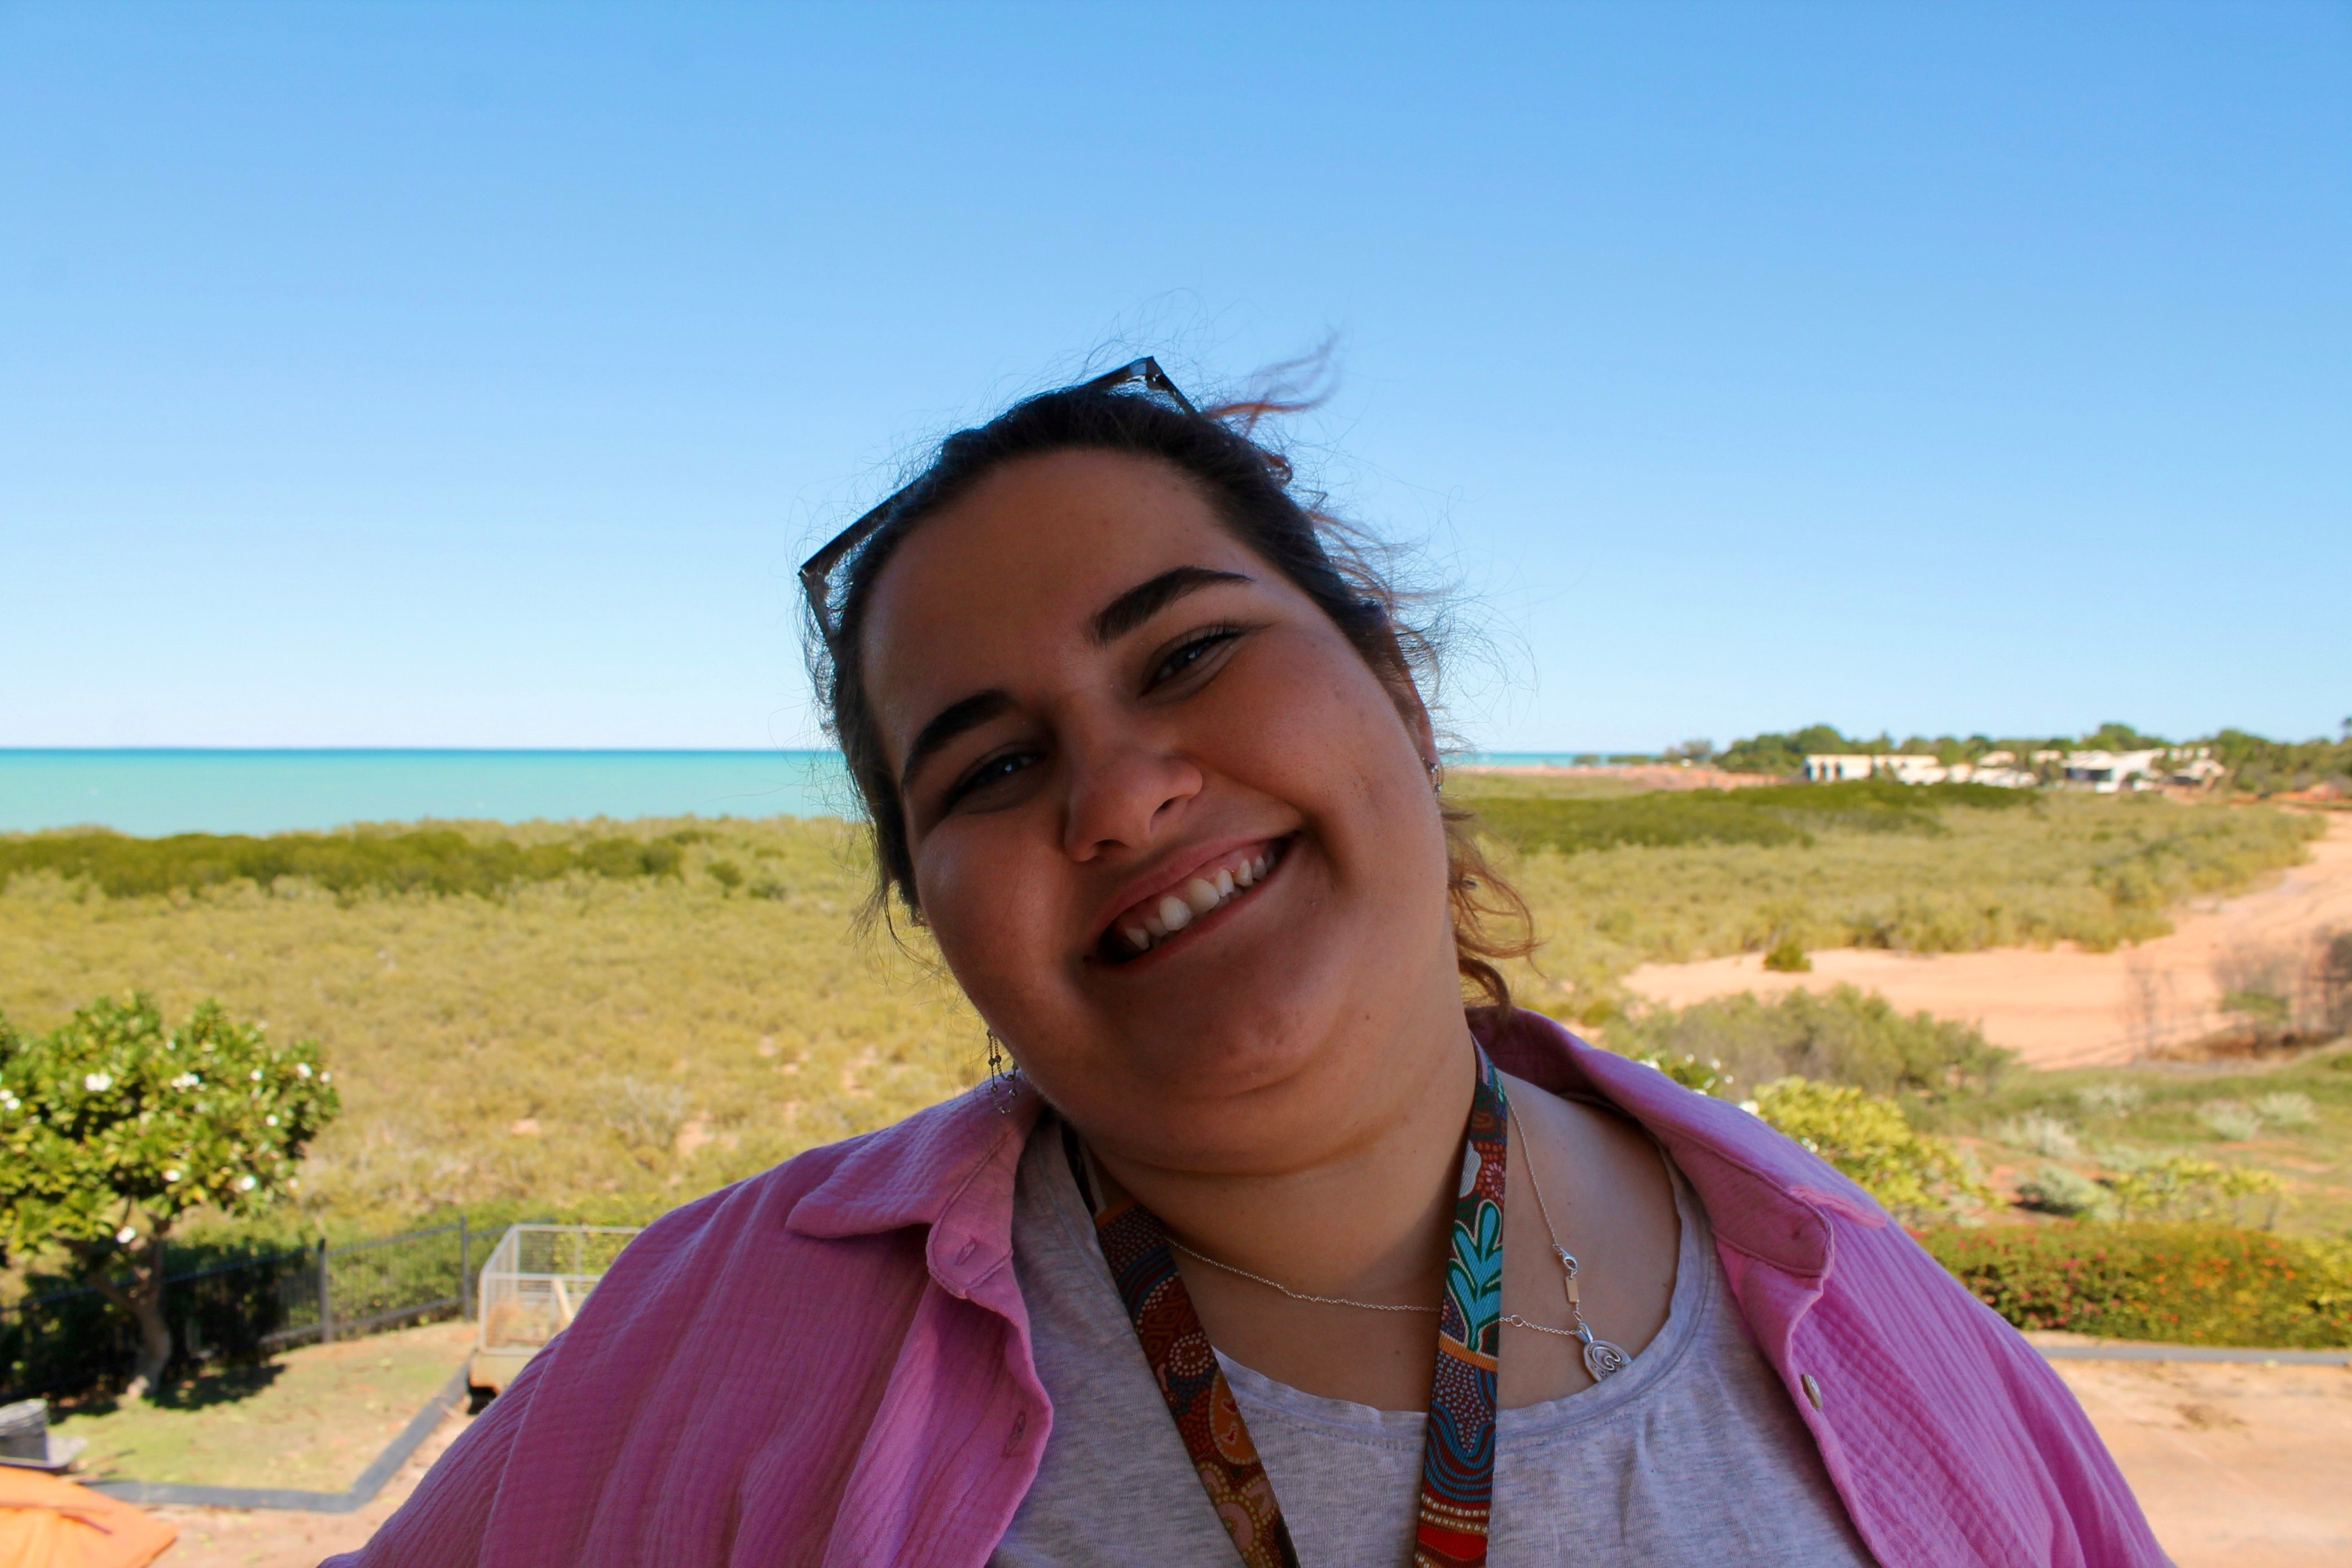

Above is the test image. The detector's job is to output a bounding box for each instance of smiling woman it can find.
[334,364,2168,1568]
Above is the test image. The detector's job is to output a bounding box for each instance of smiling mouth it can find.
[1096,837,1293,963]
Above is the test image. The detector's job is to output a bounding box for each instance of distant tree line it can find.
[1712,720,2352,793]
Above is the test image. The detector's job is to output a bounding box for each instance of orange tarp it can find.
[0,1471,175,1568]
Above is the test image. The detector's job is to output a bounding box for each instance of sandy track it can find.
[1624,811,2352,1067]
[2048,1356,2352,1567]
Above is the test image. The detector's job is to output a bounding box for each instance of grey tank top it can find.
[992,1109,1878,1568]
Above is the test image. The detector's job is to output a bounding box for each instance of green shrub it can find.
[0,829,694,901]
[1749,1077,1993,1224]
[2017,1164,2108,1218]
[2098,1150,2281,1224]
[1762,935,1811,973]
[1627,1053,1728,1095]
[1466,791,1808,855]
[1917,1224,2352,1347]
[1611,985,2012,1100]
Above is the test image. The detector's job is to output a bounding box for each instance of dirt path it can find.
[1624,810,2352,1067]
[2047,1356,2352,1567]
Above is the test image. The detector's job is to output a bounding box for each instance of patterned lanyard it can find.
[1087,1059,1512,1568]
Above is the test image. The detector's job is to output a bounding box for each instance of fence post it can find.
[458,1217,472,1321]
[317,1238,335,1345]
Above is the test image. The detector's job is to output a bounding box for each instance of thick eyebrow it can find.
[898,689,1015,795]
[1089,566,1252,646]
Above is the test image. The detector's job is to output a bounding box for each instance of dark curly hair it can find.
[803,366,1534,1005]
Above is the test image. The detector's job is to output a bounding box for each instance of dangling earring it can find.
[1426,757,1445,793]
[986,1029,1020,1113]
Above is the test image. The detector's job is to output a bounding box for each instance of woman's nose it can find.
[1060,735,1203,861]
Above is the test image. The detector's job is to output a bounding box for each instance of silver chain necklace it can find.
[1159,1102,1634,1384]
[1499,1102,1631,1381]
[1164,1237,1440,1314]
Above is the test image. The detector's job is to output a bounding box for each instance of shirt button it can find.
[1801,1373,1824,1410]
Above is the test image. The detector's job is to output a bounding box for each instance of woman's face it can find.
[860,449,1464,1172]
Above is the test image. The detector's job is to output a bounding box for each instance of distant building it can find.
[2063,749,2164,793]
[1801,752,2013,786]
[2170,756,2226,788]
[1878,754,1947,785]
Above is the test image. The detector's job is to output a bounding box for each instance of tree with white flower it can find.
[0,993,339,1399]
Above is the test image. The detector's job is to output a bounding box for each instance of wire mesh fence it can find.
[1,1219,484,1402]
[476,1225,640,1358]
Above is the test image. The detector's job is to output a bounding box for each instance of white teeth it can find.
[1115,845,1286,958]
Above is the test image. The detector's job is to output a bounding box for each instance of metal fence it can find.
[476,1224,638,1356]
[1,1219,483,1402]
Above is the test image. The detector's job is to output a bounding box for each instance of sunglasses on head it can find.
[798,357,1199,641]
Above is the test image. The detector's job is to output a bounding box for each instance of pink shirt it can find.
[331,1010,2168,1567]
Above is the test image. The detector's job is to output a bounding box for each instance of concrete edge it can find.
[86,1363,469,1514]
[2034,1342,2351,1366]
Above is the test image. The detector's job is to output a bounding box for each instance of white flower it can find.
[287,1177,300,1190]
[249,1069,262,1082]
[172,1072,202,1090]
[236,1174,258,1191]
[321,1072,331,1083]
[264,1113,279,1127]
[164,1169,182,1182]
[296,1063,313,1079]
[84,1072,113,1092]
[115,1226,137,1244]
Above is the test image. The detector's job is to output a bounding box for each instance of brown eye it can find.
[944,749,1040,810]
[1149,626,1242,688]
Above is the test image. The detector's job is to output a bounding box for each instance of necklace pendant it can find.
[1582,1335,1630,1381]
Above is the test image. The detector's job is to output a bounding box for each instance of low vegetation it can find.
[1745,1076,1993,1224]
[0,787,2330,1275]
[0,816,974,1232]
[1917,1225,2352,1348]
[1605,983,2012,1100]
[0,827,698,901]
[1462,780,2317,1016]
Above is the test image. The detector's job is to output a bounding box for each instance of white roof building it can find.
[2063,749,2164,793]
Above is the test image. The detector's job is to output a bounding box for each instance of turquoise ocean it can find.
[0,751,857,836]
[0,749,1595,837]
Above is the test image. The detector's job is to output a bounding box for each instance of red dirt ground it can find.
[1625,810,2352,1068]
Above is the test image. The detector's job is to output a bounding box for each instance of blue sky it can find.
[4,2,2346,752]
